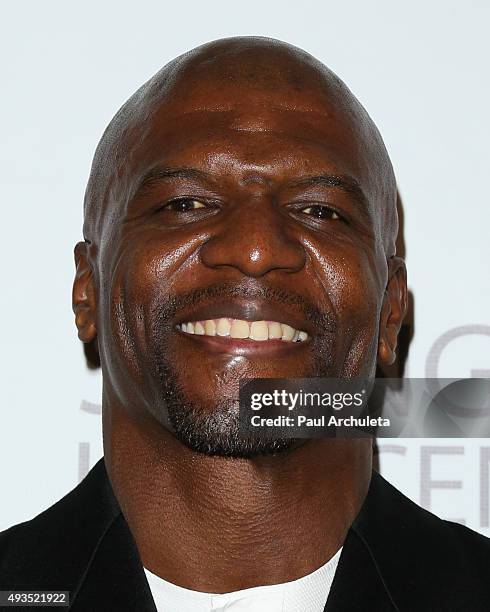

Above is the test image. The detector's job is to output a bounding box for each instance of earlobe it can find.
[377,257,408,367]
[72,241,97,344]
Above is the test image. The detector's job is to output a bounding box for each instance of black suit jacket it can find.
[1,459,490,611]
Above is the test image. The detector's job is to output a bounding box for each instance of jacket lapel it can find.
[324,526,396,611]
[349,471,487,611]
[71,513,156,611]
[326,470,489,612]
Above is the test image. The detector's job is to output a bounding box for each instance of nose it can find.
[199,198,306,277]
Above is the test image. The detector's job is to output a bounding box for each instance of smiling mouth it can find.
[176,318,309,343]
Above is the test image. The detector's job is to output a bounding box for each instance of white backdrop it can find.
[1,0,489,533]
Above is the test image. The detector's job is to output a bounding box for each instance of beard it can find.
[155,358,297,457]
[147,282,337,458]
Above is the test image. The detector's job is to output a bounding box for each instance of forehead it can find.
[128,92,377,199]
[86,45,397,257]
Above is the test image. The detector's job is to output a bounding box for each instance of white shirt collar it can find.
[144,548,342,612]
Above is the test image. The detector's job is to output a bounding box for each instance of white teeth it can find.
[281,324,295,341]
[216,318,231,336]
[194,321,205,335]
[204,320,216,336]
[230,319,249,339]
[250,320,268,341]
[268,321,282,339]
[178,318,309,343]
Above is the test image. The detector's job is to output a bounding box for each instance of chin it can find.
[164,395,296,458]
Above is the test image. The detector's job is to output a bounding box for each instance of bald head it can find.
[74,36,408,460]
[84,36,397,256]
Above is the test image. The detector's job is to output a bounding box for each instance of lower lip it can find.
[176,330,310,356]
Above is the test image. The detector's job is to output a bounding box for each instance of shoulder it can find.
[373,469,490,562]
[0,459,119,590]
[441,518,490,575]
[354,471,490,608]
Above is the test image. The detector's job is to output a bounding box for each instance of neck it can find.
[104,401,372,593]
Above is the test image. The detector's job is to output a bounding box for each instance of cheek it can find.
[307,238,382,318]
[330,258,380,324]
[305,237,383,368]
[98,233,201,387]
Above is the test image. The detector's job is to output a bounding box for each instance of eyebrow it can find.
[133,167,371,218]
[288,174,371,218]
[133,166,212,198]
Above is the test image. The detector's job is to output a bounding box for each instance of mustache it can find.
[151,282,336,332]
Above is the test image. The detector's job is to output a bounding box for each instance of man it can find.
[1,36,489,611]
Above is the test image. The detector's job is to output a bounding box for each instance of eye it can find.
[301,204,341,220]
[164,198,207,212]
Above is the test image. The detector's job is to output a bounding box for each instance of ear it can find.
[378,256,408,367]
[72,241,97,344]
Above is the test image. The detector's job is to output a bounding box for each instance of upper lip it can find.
[174,299,315,336]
